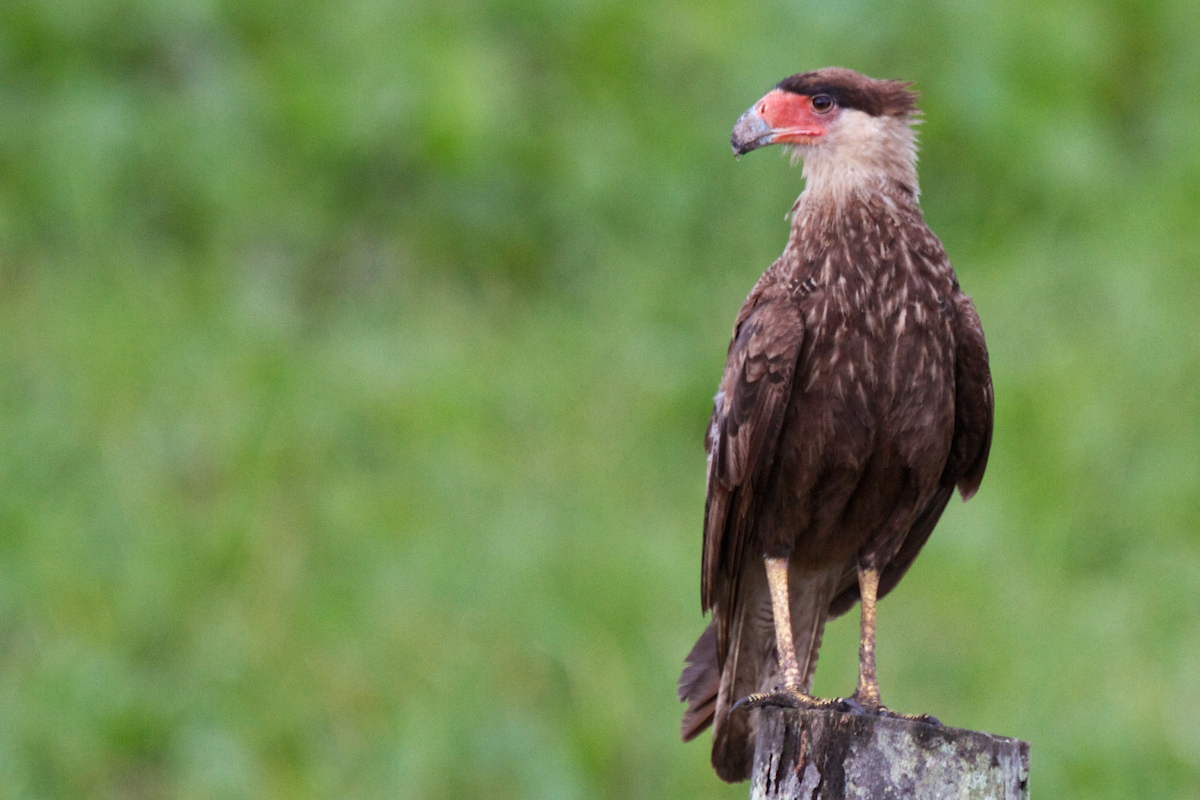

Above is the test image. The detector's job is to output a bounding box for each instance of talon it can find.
[872,708,943,725]
[730,692,767,713]
[836,696,867,715]
[848,694,883,716]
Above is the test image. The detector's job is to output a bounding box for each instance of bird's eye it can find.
[811,94,834,114]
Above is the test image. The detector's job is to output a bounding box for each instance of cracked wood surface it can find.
[750,707,1029,799]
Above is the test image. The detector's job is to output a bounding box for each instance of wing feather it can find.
[946,295,993,499]
[700,288,805,658]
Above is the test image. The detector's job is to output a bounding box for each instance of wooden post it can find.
[750,707,1029,800]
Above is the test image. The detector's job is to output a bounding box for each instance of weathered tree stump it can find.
[750,707,1029,799]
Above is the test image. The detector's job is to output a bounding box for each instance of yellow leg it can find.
[731,557,836,713]
[765,556,804,688]
[738,556,941,724]
[854,561,882,710]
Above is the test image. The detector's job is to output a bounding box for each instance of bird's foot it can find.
[731,688,942,727]
[835,695,870,715]
[838,692,942,727]
[877,708,943,727]
[731,687,840,714]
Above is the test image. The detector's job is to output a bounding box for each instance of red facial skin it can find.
[753,89,839,145]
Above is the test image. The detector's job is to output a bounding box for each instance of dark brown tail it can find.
[678,562,842,783]
[678,621,719,742]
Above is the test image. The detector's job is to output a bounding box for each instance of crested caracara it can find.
[678,67,994,783]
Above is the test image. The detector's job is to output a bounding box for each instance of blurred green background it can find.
[1,0,1198,797]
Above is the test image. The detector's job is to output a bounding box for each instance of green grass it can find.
[1,0,1199,797]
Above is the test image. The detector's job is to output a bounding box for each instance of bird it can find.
[677,68,994,783]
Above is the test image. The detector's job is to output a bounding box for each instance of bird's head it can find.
[732,68,921,198]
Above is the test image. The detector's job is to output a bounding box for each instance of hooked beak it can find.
[731,108,774,156]
[730,89,827,157]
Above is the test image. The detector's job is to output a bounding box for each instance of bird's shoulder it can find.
[717,263,812,406]
[731,258,820,328]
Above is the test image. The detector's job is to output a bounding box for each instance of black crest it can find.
[777,67,919,118]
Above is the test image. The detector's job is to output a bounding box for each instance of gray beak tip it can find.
[730,107,774,157]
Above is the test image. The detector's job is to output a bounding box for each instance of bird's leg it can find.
[847,558,942,726]
[731,557,837,714]
[767,556,804,688]
[852,559,882,711]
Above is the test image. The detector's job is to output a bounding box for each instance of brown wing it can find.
[830,291,994,614]
[700,286,805,655]
[944,294,993,500]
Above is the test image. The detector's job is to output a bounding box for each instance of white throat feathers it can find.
[793,109,920,206]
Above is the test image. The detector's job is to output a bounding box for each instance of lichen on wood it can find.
[750,707,1029,800]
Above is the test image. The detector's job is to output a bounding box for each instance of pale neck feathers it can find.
[792,109,920,212]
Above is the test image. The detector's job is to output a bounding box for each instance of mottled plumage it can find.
[679,68,993,783]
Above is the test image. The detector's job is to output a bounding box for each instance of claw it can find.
[835,696,867,715]
[876,707,943,726]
